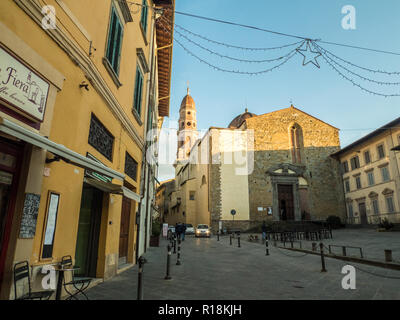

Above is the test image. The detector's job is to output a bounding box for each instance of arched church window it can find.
[289,123,303,164]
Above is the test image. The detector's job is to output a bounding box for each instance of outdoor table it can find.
[53,265,80,300]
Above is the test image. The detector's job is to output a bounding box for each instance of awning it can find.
[0,117,124,181]
[84,178,140,202]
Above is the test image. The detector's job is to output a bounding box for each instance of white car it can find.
[195,224,211,238]
[185,224,195,235]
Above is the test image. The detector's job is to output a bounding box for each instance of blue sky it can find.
[157,0,400,181]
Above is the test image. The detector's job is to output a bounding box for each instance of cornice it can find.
[14,0,145,150]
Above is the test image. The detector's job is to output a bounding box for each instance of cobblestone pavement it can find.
[86,232,400,300]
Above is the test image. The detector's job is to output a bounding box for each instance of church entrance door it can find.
[278,184,294,221]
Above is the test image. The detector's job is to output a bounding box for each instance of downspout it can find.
[143,5,157,252]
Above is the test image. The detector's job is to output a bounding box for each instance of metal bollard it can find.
[266,240,269,256]
[319,243,327,272]
[137,256,147,300]
[342,246,347,257]
[165,244,172,280]
[291,240,294,249]
[238,233,241,248]
[217,231,220,241]
[385,249,393,262]
[173,237,176,254]
[176,239,182,265]
[230,234,232,245]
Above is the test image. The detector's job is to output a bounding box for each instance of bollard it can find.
[290,240,294,249]
[230,234,232,245]
[319,243,327,272]
[342,246,347,257]
[217,231,220,241]
[137,256,147,300]
[238,233,241,248]
[312,242,317,251]
[266,240,269,256]
[274,239,277,247]
[164,244,172,280]
[176,239,182,265]
[384,249,393,262]
[173,237,176,254]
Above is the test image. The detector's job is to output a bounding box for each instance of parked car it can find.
[185,224,195,235]
[195,224,211,238]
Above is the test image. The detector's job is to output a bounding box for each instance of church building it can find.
[160,91,346,232]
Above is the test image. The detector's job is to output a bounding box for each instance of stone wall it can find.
[245,106,346,221]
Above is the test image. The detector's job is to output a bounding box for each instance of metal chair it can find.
[61,255,92,300]
[13,261,54,300]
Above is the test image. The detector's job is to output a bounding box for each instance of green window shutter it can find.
[113,21,123,75]
[107,9,117,63]
[141,0,147,33]
[137,71,143,114]
[133,68,140,112]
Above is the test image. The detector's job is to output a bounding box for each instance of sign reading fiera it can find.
[0,46,49,122]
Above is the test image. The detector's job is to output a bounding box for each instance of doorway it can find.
[0,138,23,287]
[359,202,368,225]
[118,196,131,266]
[278,184,294,221]
[75,185,103,277]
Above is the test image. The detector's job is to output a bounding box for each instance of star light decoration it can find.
[296,40,322,68]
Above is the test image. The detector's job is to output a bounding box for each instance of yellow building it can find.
[0,0,174,299]
[332,117,400,225]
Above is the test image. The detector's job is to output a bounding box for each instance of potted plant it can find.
[150,221,161,247]
[377,218,394,232]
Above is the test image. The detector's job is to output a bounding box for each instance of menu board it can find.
[19,193,40,239]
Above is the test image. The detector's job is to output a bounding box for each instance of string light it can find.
[159,16,297,64]
[158,19,303,75]
[311,42,400,97]
[174,23,304,52]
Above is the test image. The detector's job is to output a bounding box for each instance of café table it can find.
[53,265,80,300]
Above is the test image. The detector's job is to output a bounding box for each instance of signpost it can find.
[230,209,236,237]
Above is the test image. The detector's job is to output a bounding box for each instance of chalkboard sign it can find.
[19,193,40,239]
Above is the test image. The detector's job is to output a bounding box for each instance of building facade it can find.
[157,96,346,232]
[331,118,400,225]
[0,0,174,299]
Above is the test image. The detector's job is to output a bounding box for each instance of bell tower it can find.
[177,86,198,161]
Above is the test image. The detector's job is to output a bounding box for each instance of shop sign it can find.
[0,46,49,122]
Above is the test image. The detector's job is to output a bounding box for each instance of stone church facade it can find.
[160,92,346,232]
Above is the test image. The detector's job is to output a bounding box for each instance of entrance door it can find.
[0,138,23,287]
[119,197,131,264]
[278,184,295,221]
[359,202,368,225]
[75,186,103,277]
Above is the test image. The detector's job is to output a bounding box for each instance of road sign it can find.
[231,209,236,216]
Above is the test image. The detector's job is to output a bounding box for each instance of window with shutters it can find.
[367,171,375,186]
[386,196,395,213]
[381,166,390,182]
[372,199,379,215]
[364,150,371,164]
[133,66,144,116]
[377,144,385,159]
[350,156,360,170]
[140,0,148,34]
[344,179,350,193]
[355,176,362,189]
[341,161,349,174]
[125,152,138,181]
[105,5,124,76]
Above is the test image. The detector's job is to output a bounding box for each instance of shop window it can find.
[88,114,114,161]
[105,5,124,76]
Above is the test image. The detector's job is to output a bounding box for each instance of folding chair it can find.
[61,255,92,300]
[14,261,54,300]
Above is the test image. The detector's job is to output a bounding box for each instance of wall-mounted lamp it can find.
[79,81,89,91]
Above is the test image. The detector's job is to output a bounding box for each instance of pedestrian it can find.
[261,221,267,241]
[181,223,187,241]
[175,222,181,240]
